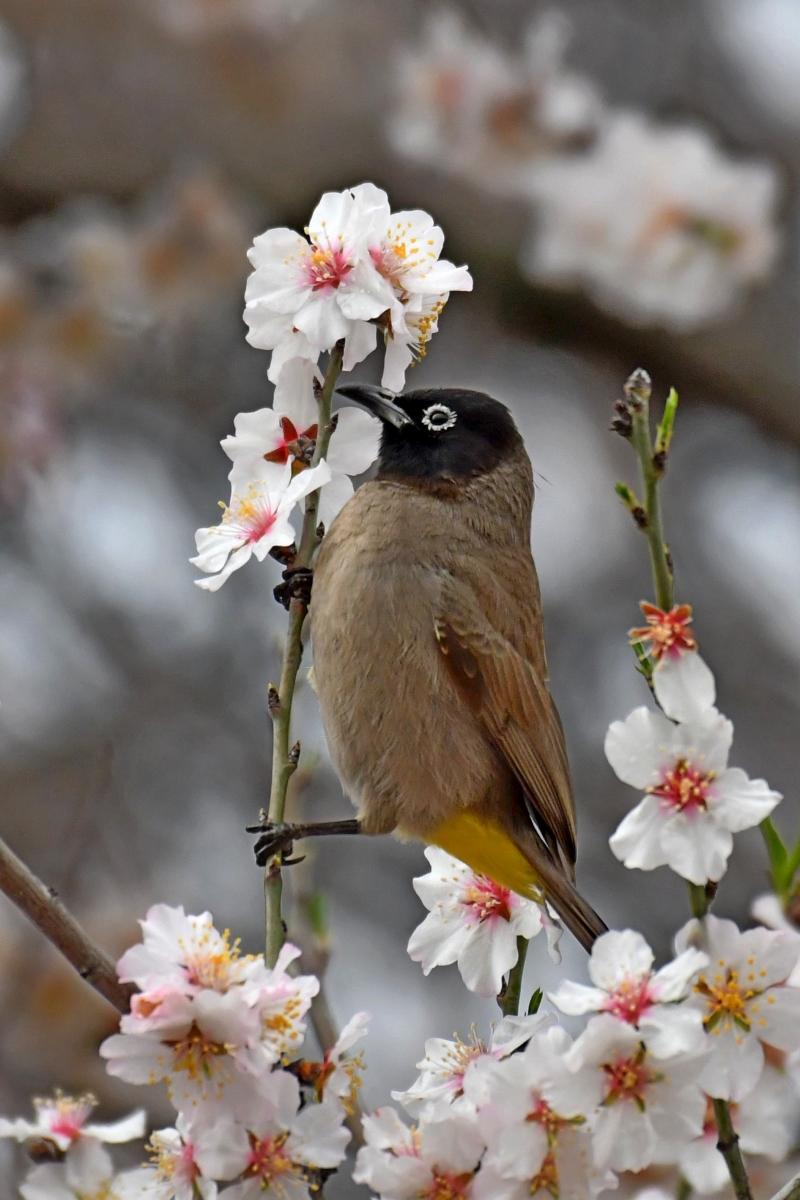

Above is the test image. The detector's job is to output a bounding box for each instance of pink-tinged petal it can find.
[273,358,319,429]
[590,929,654,990]
[457,918,520,997]
[660,810,732,884]
[327,408,381,476]
[382,336,415,392]
[653,651,716,722]
[712,768,781,832]
[548,980,607,1016]
[293,294,351,351]
[318,472,355,529]
[604,706,676,789]
[609,794,670,871]
[651,947,709,1002]
[342,320,377,371]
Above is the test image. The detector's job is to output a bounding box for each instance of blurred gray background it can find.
[0,0,798,1195]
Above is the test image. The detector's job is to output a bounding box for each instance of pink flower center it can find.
[423,1170,474,1200]
[303,243,352,291]
[48,1115,85,1140]
[264,416,318,466]
[602,1048,657,1108]
[461,875,513,923]
[246,1132,294,1183]
[629,602,697,661]
[648,759,714,814]
[603,975,655,1024]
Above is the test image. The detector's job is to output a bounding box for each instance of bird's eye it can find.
[421,403,457,433]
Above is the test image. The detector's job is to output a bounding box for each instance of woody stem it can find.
[713,1098,754,1200]
[629,391,674,612]
[264,342,344,968]
[497,936,529,1016]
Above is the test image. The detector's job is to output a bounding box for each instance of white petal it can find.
[653,652,716,722]
[678,1138,730,1194]
[590,929,654,990]
[638,1004,706,1058]
[194,1119,251,1181]
[193,543,253,591]
[604,706,675,788]
[221,408,282,463]
[327,407,381,476]
[382,336,415,392]
[84,1110,147,1143]
[274,358,319,430]
[317,473,354,528]
[457,919,520,997]
[697,1027,764,1101]
[660,811,732,884]
[342,320,378,371]
[609,794,670,871]
[407,911,471,973]
[651,947,709,1002]
[712,768,782,832]
[548,980,607,1016]
[293,294,351,350]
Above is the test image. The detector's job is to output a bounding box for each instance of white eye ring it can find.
[421,403,457,433]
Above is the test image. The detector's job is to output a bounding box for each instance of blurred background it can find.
[0,0,798,1194]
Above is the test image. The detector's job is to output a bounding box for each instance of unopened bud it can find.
[268,683,281,716]
[289,741,301,767]
[623,367,652,411]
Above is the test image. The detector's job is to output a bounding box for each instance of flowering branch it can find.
[0,831,133,1014]
[614,368,755,1200]
[264,342,344,967]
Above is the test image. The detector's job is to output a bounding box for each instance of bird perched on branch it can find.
[276,384,605,951]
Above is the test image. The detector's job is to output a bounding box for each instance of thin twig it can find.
[712,1098,754,1200]
[0,832,133,1014]
[264,343,344,967]
[497,936,529,1016]
[769,1172,800,1200]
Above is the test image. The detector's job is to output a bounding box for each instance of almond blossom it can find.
[564,1013,707,1173]
[191,459,331,592]
[674,915,800,1101]
[549,929,708,1058]
[353,1106,484,1200]
[465,1025,613,1200]
[607,706,781,885]
[114,1114,217,1200]
[304,1010,370,1113]
[243,187,394,361]
[391,1012,555,1117]
[193,1069,350,1200]
[220,359,381,527]
[407,846,561,998]
[524,111,779,331]
[629,602,716,723]
[656,1067,800,1195]
[20,1139,127,1200]
[0,1091,145,1154]
[751,892,800,986]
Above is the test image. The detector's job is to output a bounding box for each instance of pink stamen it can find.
[603,975,656,1024]
[461,876,513,923]
[648,759,713,814]
[303,244,352,291]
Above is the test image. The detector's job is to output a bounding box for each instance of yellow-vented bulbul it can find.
[272,384,606,951]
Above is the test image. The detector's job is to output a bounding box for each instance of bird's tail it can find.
[429,811,606,953]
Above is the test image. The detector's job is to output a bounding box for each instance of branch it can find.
[712,1098,754,1200]
[770,1173,800,1200]
[0,832,133,1014]
[497,936,529,1016]
[264,342,344,967]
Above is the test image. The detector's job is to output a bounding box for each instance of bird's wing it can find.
[435,576,577,871]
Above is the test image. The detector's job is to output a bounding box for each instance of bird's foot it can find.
[250,822,304,868]
[273,567,313,610]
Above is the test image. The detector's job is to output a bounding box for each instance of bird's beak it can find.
[335,382,413,429]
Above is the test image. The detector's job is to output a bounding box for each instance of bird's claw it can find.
[273,567,314,610]
[252,822,305,868]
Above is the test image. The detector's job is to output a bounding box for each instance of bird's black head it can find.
[336,384,521,482]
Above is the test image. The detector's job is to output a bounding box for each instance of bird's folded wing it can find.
[435,578,577,870]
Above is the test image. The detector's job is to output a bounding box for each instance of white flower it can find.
[407,847,558,998]
[629,602,716,722]
[565,1013,706,1173]
[550,929,708,1058]
[243,187,394,362]
[193,1069,350,1200]
[191,459,331,591]
[353,1106,484,1200]
[656,1067,800,1195]
[21,1139,125,1200]
[115,1114,217,1200]
[390,9,602,199]
[0,1091,145,1154]
[100,985,263,1112]
[381,293,448,393]
[116,903,261,996]
[314,1010,370,1112]
[392,1012,554,1116]
[752,893,800,986]
[524,111,780,331]
[465,1025,612,1200]
[221,359,381,527]
[675,914,800,1101]
[245,942,320,1067]
[606,706,781,885]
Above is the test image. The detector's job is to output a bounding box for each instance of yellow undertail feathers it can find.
[429,810,546,903]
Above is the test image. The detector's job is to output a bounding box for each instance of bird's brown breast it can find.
[309,449,546,837]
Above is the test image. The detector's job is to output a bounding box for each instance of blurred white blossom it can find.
[146,0,320,41]
[354,1106,484,1200]
[524,111,779,330]
[0,1092,144,1154]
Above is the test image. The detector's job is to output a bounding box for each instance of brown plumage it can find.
[310,385,606,951]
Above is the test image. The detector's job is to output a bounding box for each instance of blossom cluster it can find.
[358,922,800,1199]
[390,9,779,330]
[192,183,471,590]
[2,904,368,1199]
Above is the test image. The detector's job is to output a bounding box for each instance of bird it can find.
[305,383,606,952]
